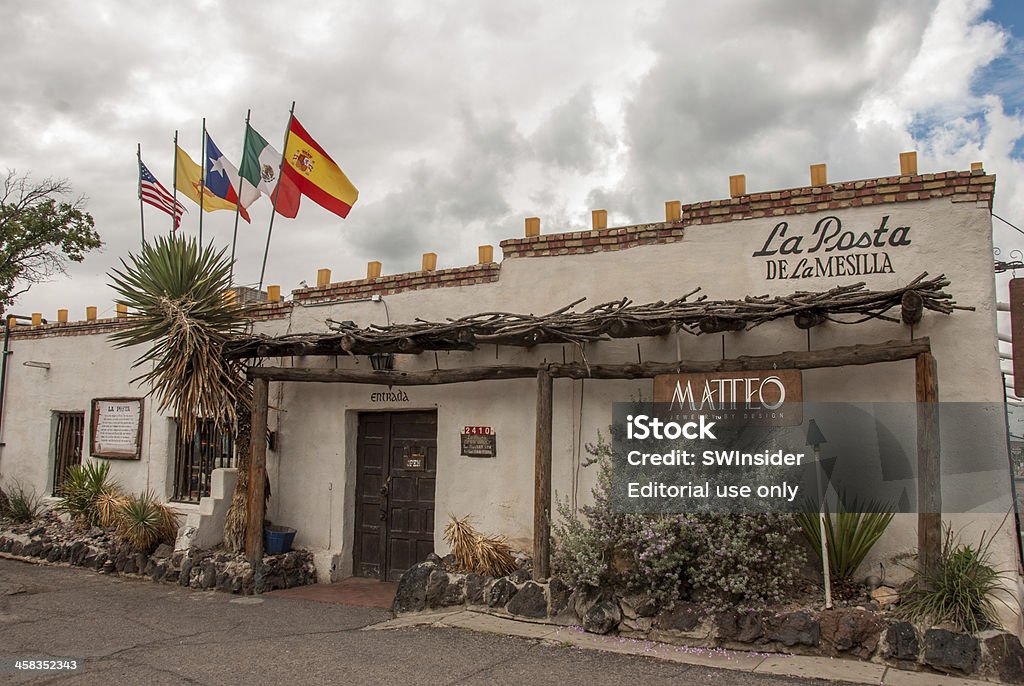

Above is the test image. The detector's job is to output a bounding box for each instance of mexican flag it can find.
[239,124,301,218]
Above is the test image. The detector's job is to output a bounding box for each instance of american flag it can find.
[138,159,186,229]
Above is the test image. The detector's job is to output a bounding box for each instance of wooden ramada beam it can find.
[246,338,932,384]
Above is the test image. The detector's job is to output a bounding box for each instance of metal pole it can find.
[172,130,179,234]
[136,143,146,247]
[229,109,251,285]
[258,100,295,291]
[199,118,206,245]
[815,443,833,609]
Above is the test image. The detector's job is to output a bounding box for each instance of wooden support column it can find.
[245,376,270,565]
[915,352,941,575]
[534,368,553,580]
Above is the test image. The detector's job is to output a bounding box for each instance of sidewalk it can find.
[367,609,992,686]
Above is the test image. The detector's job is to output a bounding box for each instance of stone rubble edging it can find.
[0,520,316,595]
[392,555,1024,685]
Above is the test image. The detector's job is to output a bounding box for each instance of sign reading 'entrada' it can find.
[753,215,912,280]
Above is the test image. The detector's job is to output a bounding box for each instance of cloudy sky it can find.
[2,0,1023,321]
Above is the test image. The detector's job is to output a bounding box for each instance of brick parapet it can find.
[9,317,130,340]
[499,169,994,259]
[291,263,501,305]
[11,168,993,339]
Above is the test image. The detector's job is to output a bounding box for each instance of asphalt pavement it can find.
[0,557,851,685]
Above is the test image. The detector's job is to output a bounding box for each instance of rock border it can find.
[393,557,1024,684]
[0,520,315,595]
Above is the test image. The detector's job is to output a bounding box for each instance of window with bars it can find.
[52,412,85,496]
[172,419,235,503]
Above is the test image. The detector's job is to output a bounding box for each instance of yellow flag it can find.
[174,146,240,213]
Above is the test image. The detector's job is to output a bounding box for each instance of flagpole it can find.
[229,109,250,286]
[137,143,146,247]
[258,100,295,291]
[172,130,179,234]
[199,118,207,245]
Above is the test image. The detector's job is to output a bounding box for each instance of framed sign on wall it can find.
[461,425,497,458]
[90,397,144,460]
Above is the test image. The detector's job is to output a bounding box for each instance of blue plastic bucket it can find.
[263,526,296,555]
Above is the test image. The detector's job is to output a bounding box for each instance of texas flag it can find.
[204,134,258,223]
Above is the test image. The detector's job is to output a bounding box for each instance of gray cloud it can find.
[0,0,1020,317]
[531,87,614,171]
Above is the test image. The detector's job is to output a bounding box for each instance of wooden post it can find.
[525,217,541,237]
[915,352,940,574]
[245,376,270,565]
[900,151,918,176]
[266,285,281,303]
[478,245,494,264]
[534,368,553,580]
[316,268,332,286]
[31,313,42,327]
[729,174,746,197]
[665,200,682,222]
[366,261,382,279]
[591,210,607,230]
[57,309,68,323]
[116,303,128,318]
[85,306,97,321]
[421,252,437,271]
[810,163,827,186]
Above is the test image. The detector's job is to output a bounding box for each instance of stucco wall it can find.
[0,178,1012,619]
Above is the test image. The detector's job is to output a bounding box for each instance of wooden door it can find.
[354,411,437,580]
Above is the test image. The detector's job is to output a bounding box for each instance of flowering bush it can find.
[552,433,806,612]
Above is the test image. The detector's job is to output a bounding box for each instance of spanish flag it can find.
[174,145,242,215]
[282,117,358,219]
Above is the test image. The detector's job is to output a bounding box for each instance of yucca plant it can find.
[898,527,1010,633]
[107,235,253,551]
[113,491,178,553]
[796,496,894,596]
[444,514,518,577]
[56,461,119,527]
[95,491,129,528]
[1,481,42,523]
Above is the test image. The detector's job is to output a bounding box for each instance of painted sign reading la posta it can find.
[752,215,912,280]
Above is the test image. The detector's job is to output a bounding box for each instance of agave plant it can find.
[106,235,253,551]
[56,461,119,527]
[114,491,179,552]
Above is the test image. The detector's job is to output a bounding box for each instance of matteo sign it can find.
[653,370,803,426]
[753,214,912,281]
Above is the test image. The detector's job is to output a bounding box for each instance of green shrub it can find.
[552,433,805,612]
[56,461,119,527]
[687,513,805,612]
[796,499,894,597]
[898,527,1010,633]
[113,491,178,553]
[0,481,43,523]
